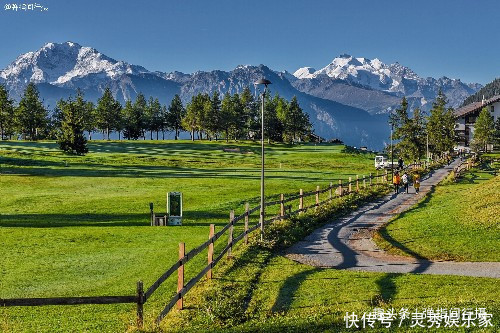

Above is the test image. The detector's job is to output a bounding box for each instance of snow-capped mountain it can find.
[0,42,180,106]
[0,42,483,149]
[293,54,481,112]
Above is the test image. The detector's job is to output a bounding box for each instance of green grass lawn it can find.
[374,155,500,262]
[0,140,378,332]
[159,194,500,333]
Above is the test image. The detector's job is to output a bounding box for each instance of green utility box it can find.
[167,192,183,226]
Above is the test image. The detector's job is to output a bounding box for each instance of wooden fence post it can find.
[356,175,359,192]
[315,186,320,208]
[384,170,388,183]
[244,203,249,245]
[149,203,154,226]
[348,177,352,193]
[228,210,234,257]
[376,171,379,184]
[369,173,372,186]
[136,281,144,328]
[329,182,333,199]
[280,194,285,218]
[299,189,304,213]
[207,224,215,279]
[177,242,185,310]
[363,176,366,189]
[338,180,342,197]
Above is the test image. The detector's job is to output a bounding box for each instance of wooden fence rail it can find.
[3,166,423,328]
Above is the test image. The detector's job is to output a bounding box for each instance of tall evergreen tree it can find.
[473,107,495,151]
[123,94,147,140]
[427,91,456,157]
[183,94,206,141]
[15,83,48,140]
[167,94,185,140]
[389,98,426,161]
[57,97,88,155]
[264,94,284,142]
[220,93,236,141]
[240,87,258,140]
[280,96,311,143]
[146,97,163,140]
[0,84,15,140]
[494,118,500,147]
[204,91,221,140]
[96,87,121,140]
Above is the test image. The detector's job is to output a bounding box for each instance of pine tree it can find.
[73,90,96,141]
[427,91,456,157]
[263,94,283,142]
[183,94,204,141]
[280,96,311,143]
[57,97,88,155]
[167,94,185,140]
[473,107,495,151]
[494,118,500,148]
[123,94,147,140]
[146,97,163,140]
[220,93,236,141]
[204,91,221,140]
[96,87,121,140]
[0,84,15,140]
[15,83,48,140]
[240,87,258,140]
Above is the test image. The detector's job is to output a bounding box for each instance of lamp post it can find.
[254,78,271,241]
[390,122,394,179]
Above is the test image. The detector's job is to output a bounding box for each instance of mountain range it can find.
[0,42,482,150]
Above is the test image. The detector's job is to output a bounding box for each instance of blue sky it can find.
[1,0,498,84]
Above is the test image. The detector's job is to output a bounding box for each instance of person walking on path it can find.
[402,172,410,193]
[393,171,401,194]
[398,157,404,170]
[414,173,421,194]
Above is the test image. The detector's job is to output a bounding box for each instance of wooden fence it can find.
[3,167,424,328]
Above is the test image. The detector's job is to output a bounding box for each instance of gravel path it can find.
[286,159,500,278]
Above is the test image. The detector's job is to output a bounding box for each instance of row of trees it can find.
[389,91,500,162]
[181,88,311,142]
[390,92,457,162]
[0,83,312,154]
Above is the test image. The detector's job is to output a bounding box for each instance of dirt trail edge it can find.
[286,159,500,278]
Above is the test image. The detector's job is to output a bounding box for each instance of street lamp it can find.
[390,122,394,179]
[254,78,271,241]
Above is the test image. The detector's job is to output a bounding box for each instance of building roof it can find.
[455,95,500,117]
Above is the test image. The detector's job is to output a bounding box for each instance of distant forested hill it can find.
[462,78,500,106]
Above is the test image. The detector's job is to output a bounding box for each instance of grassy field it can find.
[374,155,500,262]
[0,140,377,332]
[160,192,500,333]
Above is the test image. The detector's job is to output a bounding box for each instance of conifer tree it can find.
[240,87,258,140]
[0,84,15,140]
[204,91,221,140]
[427,91,456,157]
[123,94,147,140]
[57,97,88,155]
[96,87,121,140]
[167,94,185,140]
[15,83,48,140]
[183,94,204,141]
[473,107,495,151]
[146,97,163,140]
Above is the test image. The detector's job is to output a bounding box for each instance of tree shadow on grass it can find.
[270,267,320,313]
[0,210,235,228]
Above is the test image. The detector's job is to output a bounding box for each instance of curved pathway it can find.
[286,159,500,278]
